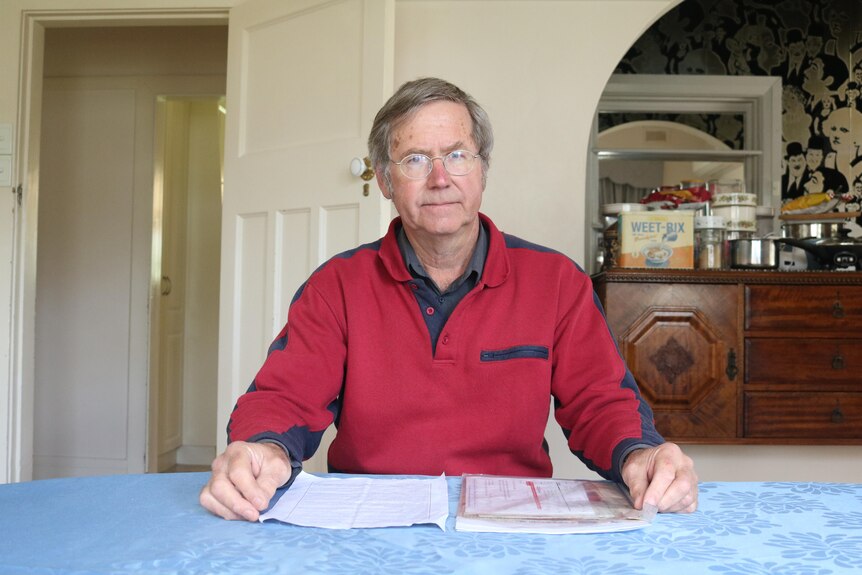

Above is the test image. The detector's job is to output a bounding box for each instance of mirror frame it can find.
[587,74,782,274]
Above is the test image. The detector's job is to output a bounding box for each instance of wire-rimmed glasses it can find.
[391,149,481,179]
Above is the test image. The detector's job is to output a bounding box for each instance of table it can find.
[1,473,861,574]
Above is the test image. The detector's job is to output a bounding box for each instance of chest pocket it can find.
[480,345,549,362]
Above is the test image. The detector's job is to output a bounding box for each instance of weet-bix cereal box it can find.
[618,211,694,269]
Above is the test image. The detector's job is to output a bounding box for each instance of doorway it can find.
[33,25,227,478]
[152,96,224,473]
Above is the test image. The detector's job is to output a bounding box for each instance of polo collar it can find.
[379,212,509,288]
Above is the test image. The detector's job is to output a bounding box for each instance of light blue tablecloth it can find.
[1,473,861,574]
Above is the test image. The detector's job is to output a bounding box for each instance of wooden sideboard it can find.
[592,269,862,444]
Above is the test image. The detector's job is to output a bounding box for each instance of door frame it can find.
[9,7,229,482]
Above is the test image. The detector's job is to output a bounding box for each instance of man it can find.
[781,141,809,200]
[200,78,698,522]
[806,136,848,197]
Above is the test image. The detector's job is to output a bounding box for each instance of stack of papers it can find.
[258,472,655,535]
[259,472,449,530]
[455,474,657,534]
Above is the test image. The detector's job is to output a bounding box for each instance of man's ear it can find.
[376,170,391,200]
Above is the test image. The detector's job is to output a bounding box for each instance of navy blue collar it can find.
[396,222,488,294]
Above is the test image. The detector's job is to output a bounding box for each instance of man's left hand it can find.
[621,442,698,513]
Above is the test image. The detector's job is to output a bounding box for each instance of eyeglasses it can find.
[391,149,481,179]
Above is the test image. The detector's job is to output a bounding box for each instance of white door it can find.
[218,0,393,473]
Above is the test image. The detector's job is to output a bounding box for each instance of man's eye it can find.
[404,155,427,166]
[448,150,468,161]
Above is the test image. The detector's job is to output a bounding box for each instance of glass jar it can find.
[600,203,645,269]
[695,215,726,270]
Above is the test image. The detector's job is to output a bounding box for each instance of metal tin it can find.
[729,238,780,269]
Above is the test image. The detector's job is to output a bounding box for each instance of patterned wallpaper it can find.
[615,0,862,220]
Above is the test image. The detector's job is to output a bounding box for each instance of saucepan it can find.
[781,221,844,240]
[777,235,862,270]
[729,238,780,269]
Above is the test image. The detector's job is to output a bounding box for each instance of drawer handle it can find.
[832,354,845,370]
[832,299,844,318]
[726,349,738,381]
[831,406,845,424]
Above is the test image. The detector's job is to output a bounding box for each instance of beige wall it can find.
[396,1,675,262]
[3,0,861,484]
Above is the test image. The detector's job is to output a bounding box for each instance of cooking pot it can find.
[781,220,844,240]
[729,238,780,269]
[776,234,862,270]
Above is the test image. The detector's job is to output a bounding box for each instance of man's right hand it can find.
[199,441,292,521]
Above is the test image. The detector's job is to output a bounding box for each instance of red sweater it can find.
[228,214,661,482]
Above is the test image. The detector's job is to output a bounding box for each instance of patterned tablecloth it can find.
[1,472,861,574]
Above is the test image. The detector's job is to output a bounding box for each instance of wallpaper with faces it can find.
[615,0,862,227]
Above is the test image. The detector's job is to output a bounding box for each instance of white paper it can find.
[456,475,656,534]
[259,471,449,530]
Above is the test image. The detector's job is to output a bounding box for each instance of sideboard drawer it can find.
[745,393,862,438]
[745,285,862,331]
[746,338,862,389]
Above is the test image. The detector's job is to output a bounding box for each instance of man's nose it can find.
[427,157,451,185]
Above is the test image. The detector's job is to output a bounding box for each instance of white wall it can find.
[396,0,676,263]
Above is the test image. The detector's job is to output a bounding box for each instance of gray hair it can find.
[368,77,494,191]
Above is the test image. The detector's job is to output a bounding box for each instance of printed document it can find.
[456,474,657,534]
[259,472,449,530]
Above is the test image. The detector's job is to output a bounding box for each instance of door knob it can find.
[350,157,375,181]
[350,157,375,196]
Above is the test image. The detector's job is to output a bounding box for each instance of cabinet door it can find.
[600,282,739,440]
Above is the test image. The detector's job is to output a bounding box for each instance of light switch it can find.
[0,124,12,155]
[0,157,11,187]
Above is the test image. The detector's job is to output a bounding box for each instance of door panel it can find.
[35,87,136,478]
[219,0,392,474]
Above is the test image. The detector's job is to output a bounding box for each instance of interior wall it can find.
[396,0,677,263]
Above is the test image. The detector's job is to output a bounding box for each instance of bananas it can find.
[781,192,833,213]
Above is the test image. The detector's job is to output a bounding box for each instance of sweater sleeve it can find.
[226,278,347,463]
[550,269,663,484]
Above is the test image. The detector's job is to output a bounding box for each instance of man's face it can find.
[788,40,804,62]
[804,171,824,194]
[806,36,822,58]
[788,153,805,176]
[824,108,854,151]
[379,100,485,244]
[805,148,823,171]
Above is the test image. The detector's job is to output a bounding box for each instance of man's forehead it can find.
[390,102,474,149]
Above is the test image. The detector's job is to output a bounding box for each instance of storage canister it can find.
[712,188,757,236]
[600,203,646,269]
[694,215,726,269]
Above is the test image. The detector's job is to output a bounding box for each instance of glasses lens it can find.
[444,150,476,176]
[395,150,479,179]
[399,154,431,179]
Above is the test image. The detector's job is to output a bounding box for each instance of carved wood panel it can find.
[596,282,738,440]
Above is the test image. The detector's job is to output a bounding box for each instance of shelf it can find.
[593,148,762,161]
